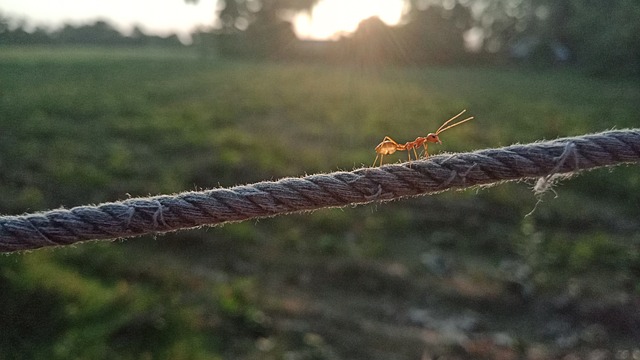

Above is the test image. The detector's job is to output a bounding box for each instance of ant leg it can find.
[373,154,380,167]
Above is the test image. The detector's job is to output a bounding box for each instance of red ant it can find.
[373,109,474,167]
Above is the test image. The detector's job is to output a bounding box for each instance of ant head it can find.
[426,133,442,144]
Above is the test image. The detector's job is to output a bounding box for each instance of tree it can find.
[196,0,319,33]
[399,3,471,64]
[200,0,319,58]
[346,16,401,65]
[565,0,640,76]
[55,20,123,45]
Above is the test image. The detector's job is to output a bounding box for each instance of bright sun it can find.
[293,0,407,40]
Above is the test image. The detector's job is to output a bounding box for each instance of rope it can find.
[2,129,640,253]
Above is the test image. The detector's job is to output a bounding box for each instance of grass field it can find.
[1,46,640,359]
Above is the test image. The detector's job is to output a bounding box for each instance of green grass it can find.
[1,46,640,358]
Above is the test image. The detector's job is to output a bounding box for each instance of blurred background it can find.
[1,0,639,358]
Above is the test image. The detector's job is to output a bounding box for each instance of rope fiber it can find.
[2,129,640,253]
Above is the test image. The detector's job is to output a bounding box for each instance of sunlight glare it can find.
[294,0,406,40]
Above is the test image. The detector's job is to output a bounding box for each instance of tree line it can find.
[0,16,183,47]
[197,0,639,77]
[2,0,639,77]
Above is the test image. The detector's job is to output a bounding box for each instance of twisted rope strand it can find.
[2,129,639,253]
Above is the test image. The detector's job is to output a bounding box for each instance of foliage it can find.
[457,0,640,76]
[197,0,640,77]
[216,0,319,32]
[565,0,640,76]
[0,246,220,359]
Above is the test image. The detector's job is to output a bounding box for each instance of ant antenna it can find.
[435,109,474,135]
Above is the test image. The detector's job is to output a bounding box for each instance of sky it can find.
[1,0,219,42]
[0,0,406,42]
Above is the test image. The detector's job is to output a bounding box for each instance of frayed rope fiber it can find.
[2,129,640,253]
